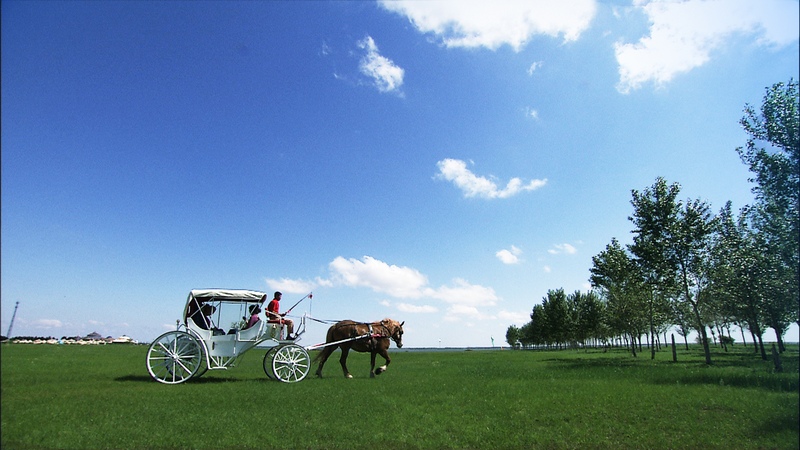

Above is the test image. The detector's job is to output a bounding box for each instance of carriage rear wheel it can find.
[262,346,280,380]
[271,344,310,383]
[146,331,204,384]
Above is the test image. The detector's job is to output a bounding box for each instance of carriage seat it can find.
[236,320,264,342]
[266,322,285,340]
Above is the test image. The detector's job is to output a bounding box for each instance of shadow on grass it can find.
[544,350,799,393]
[115,374,246,384]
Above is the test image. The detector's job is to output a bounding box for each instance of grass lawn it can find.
[2,342,798,449]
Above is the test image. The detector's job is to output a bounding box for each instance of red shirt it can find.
[267,299,281,321]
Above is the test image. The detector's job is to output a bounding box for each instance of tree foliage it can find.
[510,80,798,359]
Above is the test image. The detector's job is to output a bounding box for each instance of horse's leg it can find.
[315,345,335,378]
[339,345,353,379]
[370,350,377,378]
[374,347,390,375]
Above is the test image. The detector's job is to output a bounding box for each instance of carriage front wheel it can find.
[271,344,310,383]
[146,331,205,384]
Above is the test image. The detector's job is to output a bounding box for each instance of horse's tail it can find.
[311,323,341,364]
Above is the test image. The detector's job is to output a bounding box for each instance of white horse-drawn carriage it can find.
[146,289,311,384]
[146,288,405,384]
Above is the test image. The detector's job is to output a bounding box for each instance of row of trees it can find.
[507,80,798,365]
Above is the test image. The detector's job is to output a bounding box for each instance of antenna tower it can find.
[6,302,20,338]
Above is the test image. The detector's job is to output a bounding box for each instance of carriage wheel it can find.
[262,346,280,380]
[271,344,310,383]
[146,331,204,384]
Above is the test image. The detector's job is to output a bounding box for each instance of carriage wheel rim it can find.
[146,331,203,384]
[271,344,310,383]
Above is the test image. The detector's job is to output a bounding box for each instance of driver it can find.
[266,291,295,340]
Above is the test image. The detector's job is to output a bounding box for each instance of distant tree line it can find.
[507,80,798,365]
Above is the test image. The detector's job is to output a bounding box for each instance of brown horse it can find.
[314,319,404,378]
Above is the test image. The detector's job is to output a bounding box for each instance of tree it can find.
[591,238,647,357]
[505,325,521,348]
[629,178,682,361]
[629,178,716,364]
[542,289,571,348]
[526,304,548,348]
[710,203,769,359]
[569,290,605,348]
[738,79,799,334]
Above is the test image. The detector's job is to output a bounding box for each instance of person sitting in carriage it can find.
[266,291,295,340]
[244,304,261,329]
[188,303,225,335]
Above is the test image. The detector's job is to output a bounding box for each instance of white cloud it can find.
[265,277,317,295]
[396,303,439,313]
[615,0,799,93]
[445,304,483,320]
[32,319,63,329]
[426,278,498,307]
[527,60,544,75]
[525,107,540,120]
[379,0,597,51]
[357,36,405,94]
[329,255,428,298]
[497,309,530,325]
[273,255,498,324]
[543,265,552,273]
[496,245,523,264]
[548,243,578,255]
[436,158,547,199]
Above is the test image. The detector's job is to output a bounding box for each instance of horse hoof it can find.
[345,374,353,379]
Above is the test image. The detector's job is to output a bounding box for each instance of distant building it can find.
[111,335,136,344]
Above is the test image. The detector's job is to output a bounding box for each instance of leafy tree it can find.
[737,79,799,342]
[505,325,521,348]
[542,289,571,347]
[629,178,682,360]
[518,321,535,348]
[568,290,605,348]
[710,203,769,359]
[590,238,647,357]
[629,178,716,364]
[526,304,548,348]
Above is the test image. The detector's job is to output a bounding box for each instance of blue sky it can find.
[2,0,798,348]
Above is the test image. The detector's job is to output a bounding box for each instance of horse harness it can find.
[341,322,391,350]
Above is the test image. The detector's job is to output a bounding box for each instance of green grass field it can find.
[2,343,798,449]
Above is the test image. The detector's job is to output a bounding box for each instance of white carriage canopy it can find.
[183,289,267,322]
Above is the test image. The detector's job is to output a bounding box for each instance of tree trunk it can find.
[774,324,786,352]
[682,266,711,364]
[649,293,656,360]
[671,334,677,362]
[690,302,712,365]
[757,333,767,360]
[740,327,747,347]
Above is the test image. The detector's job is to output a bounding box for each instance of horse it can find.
[314,318,404,378]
